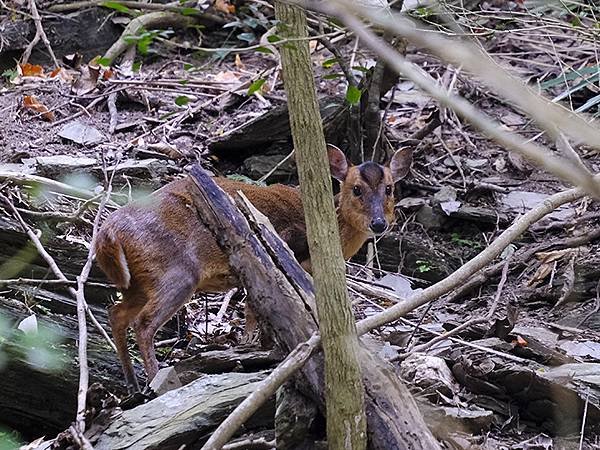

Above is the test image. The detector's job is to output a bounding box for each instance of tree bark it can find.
[273,2,367,448]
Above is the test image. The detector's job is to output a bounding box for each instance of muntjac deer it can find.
[95,145,412,391]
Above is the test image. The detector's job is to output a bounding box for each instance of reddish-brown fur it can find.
[95,146,412,391]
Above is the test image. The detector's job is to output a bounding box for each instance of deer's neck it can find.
[337,213,369,260]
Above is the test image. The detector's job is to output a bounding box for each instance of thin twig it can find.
[68,425,94,450]
[257,150,295,184]
[408,249,513,355]
[201,333,320,450]
[21,0,59,67]
[0,193,117,352]
[75,181,113,433]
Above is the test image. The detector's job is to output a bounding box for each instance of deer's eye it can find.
[385,185,393,196]
[353,185,362,197]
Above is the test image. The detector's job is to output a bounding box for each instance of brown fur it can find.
[95,148,411,391]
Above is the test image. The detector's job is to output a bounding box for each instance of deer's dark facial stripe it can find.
[358,162,384,189]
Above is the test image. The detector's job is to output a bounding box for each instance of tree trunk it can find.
[274,2,367,449]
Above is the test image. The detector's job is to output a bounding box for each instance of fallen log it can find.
[188,165,442,449]
[89,372,275,450]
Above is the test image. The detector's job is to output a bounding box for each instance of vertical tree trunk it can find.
[273,2,367,449]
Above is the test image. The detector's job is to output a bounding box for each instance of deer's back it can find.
[96,176,305,293]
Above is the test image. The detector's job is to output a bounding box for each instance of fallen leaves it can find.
[23,95,55,121]
[214,0,235,14]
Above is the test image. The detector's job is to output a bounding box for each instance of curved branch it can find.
[103,12,197,63]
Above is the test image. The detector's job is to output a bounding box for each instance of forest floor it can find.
[1,0,600,449]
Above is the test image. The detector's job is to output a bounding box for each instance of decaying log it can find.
[275,382,323,450]
[0,293,126,439]
[188,165,442,449]
[448,344,600,434]
[175,347,282,385]
[89,372,275,450]
[0,8,122,64]
[0,214,112,305]
[208,96,348,154]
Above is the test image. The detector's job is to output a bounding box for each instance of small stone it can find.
[149,366,182,396]
[58,120,105,145]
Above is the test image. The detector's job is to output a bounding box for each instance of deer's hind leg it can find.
[131,274,197,382]
[108,290,145,392]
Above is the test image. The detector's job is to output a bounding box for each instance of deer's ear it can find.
[389,147,413,182]
[327,144,348,181]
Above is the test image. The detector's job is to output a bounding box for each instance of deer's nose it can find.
[370,218,387,234]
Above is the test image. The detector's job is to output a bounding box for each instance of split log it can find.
[0,293,126,439]
[188,165,442,449]
[448,344,600,434]
[89,372,275,450]
[0,8,122,65]
[208,96,348,154]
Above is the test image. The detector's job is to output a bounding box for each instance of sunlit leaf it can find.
[255,46,274,55]
[345,85,362,105]
[322,58,338,68]
[248,78,266,95]
[101,1,132,14]
[175,95,191,106]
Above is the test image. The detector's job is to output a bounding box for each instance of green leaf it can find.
[179,7,198,15]
[137,34,154,55]
[267,34,282,43]
[248,78,266,96]
[175,95,191,106]
[101,1,132,14]
[540,65,600,90]
[2,68,18,82]
[132,61,142,72]
[255,46,274,54]
[322,58,338,69]
[351,65,370,73]
[345,85,362,105]
[322,73,346,80]
[183,63,194,71]
[96,57,112,67]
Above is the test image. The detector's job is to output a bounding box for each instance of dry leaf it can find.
[19,63,44,77]
[514,336,528,347]
[213,70,240,84]
[23,95,55,121]
[535,249,572,263]
[234,54,245,69]
[49,67,62,78]
[71,64,101,96]
[527,249,572,286]
[215,0,235,14]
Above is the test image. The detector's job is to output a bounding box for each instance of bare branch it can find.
[0,193,117,352]
[21,0,59,67]
[75,182,113,433]
[311,5,600,198]
[201,334,320,450]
